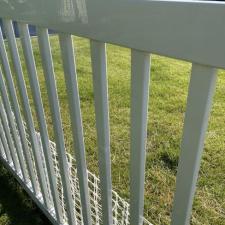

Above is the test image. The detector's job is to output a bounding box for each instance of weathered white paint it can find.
[0,0,225,68]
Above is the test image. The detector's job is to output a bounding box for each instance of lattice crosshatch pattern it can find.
[0,108,152,225]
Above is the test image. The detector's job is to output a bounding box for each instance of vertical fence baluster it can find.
[0,108,12,163]
[0,24,38,193]
[0,129,5,158]
[0,99,18,169]
[0,69,31,181]
[18,23,63,223]
[37,27,76,225]
[0,25,33,181]
[3,19,51,207]
[130,50,150,225]
[171,64,217,225]
[59,34,92,225]
[90,40,113,225]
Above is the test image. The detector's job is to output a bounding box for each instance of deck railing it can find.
[0,0,224,225]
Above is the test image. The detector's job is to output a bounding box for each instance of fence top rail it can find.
[0,0,225,69]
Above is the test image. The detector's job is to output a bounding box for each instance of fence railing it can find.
[0,0,224,225]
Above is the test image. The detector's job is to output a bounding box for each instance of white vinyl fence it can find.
[0,1,224,225]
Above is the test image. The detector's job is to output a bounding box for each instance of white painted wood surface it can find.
[0,1,223,225]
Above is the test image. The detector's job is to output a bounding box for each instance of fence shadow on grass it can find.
[0,164,51,225]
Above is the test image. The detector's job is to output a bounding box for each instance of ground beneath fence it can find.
[0,164,51,225]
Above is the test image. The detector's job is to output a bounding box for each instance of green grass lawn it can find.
[0,36,225,225]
